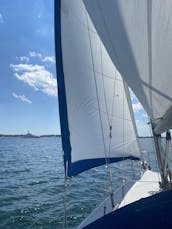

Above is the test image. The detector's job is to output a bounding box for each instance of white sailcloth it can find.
[84,0,172,135]
[56,0,140,176]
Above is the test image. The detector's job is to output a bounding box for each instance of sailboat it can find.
[55,0,172,228]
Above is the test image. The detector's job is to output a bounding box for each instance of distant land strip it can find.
[0,134,61,138]
[0,134,153,138]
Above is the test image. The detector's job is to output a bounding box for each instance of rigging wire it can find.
[85,12,106,157]
[122,78,126,204]
[63,181,67,229]
[107,64,117,159]
[85,10,115,209]
[63,171,68,229]
[100,40,116,206]
[62,153,69,229]
[100,42,111,128]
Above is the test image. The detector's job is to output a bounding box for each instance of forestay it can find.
[55,0,140,177]
[84,0,172,135]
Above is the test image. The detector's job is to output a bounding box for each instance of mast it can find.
[152,125,172,190]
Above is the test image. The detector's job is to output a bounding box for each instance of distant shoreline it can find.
[139,136,152,138]
[0,134,61,138]
[0,135,152,138]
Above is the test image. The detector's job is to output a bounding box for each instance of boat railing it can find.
[77,179,135,229]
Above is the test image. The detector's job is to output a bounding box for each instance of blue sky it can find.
[0,0,150,136]
[0,0,60,135]
[130,90,150,137]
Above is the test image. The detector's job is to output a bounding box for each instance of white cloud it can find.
[20,56,30,62]
[0,13,3,24]
[17,56,30,62]
[129,89,150,136]
[129,89,144,112]
[129,88,139,104]
[132,102,143,112]
[10,64,57,96]
[29,51,42,59]
[10,64,44,72]
[29,51,55,64]
[42,56,55,63]
[136,119,150,137]
[12,93,32,104]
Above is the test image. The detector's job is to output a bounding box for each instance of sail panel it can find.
[84,0,172,134]
[55,0,140,177]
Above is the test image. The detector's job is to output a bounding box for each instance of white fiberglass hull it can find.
[77,170,160,229]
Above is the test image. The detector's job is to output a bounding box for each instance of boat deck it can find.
[119,170,160,208]
[77,170,160,228]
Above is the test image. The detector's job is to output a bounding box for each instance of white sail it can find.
[55,0,140,176]
[84,0,172,135]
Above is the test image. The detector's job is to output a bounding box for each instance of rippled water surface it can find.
[0,137,166,228]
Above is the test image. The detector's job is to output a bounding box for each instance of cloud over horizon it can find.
[12,92,32,104]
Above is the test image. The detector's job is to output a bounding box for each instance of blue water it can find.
[0,137,162,228]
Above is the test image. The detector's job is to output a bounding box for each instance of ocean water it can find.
[0,137,166,228]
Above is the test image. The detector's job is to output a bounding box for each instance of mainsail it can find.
[55,0,140,177]
[83,0,172,135]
